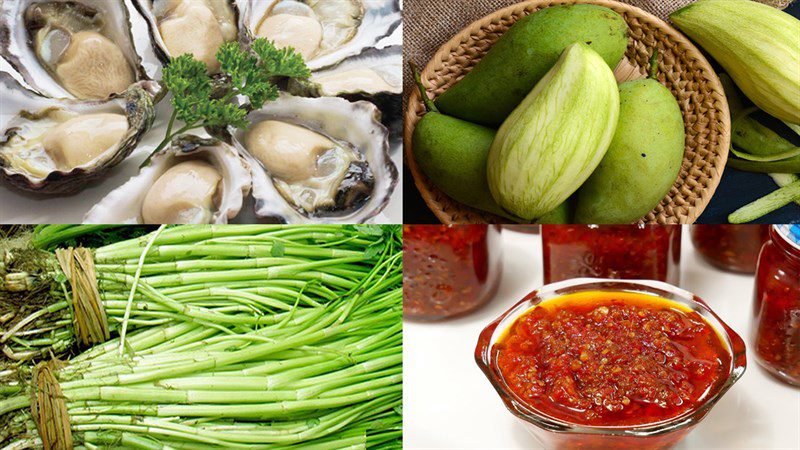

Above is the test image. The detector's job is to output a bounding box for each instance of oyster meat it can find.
[0,0,154,99]
[240,0,401,70]
[83,135,251,224]
[228,94,397,223]
[0,73,159,194]
[291,45,401,98]
[288,45,401,135]
[134,0,238,73]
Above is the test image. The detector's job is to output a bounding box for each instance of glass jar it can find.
[403,225,503,320]
[541,225,681,285]
[502,224,539,234]
[753,225,800,386]
[475,279,746,450]
[691,225,770,273]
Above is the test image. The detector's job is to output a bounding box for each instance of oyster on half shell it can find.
[0,73,160,195]
[84,135,251,224]
[133,0,238,73]
[240,0,401,70]
[0,0,157,100]
[226,94,397,223]
[288,45,401,135]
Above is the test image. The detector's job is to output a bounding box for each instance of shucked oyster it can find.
[240,0,401,70]
[0,73,160,195]
[133,0,238,73]
[290,45,400,98]
[0,0,155,100]
[84,135,251,224]
[288,45,401,135]
[228,94,397,223]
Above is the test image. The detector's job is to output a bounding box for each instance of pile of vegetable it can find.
[412,0,800,224]
[412,3,684,224]
[670,0,800,223]
[0,225,402,449]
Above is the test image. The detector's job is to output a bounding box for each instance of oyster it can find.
[228,94,397,223]
[288,45,401,135]
[240,0,401,70]
[83,135,251,224]
[133,0,238,73]
[0,72,160,195]
[0,0,156,100]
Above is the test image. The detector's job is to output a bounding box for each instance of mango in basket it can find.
[413,112,515,219]
[575,76,685,224]
[487,43,619,221]
[671,0,800,125]
[435,4,627,127]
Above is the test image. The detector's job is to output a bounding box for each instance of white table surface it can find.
[404,227,800,450]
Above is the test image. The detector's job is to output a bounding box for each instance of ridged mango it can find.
[486,43,619,220]
[671,0,800,124]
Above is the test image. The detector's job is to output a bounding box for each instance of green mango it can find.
[575,78,685,224]
[487,43,620,221]
[537,200,572,224]
[412,112,515,220]
[435,4,628,127]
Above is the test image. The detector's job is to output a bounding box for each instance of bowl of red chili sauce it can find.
[475,279,746,450]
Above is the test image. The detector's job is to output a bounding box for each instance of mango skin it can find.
[435,4,628,127]
[412,112,511,219]
[487,43,620,221]
[575,79,685,224]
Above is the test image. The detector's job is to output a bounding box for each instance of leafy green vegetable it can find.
[32,225,158,250]
[143,39,310,167]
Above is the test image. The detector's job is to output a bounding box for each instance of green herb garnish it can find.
[143,39,310,167]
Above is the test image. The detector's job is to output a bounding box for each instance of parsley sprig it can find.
[143,39,310,167]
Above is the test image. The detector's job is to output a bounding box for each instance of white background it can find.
[404,227,800,450]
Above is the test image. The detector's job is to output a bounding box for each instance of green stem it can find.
[409,61,438,113]
[648,49,659,79]
[140,122,199,168]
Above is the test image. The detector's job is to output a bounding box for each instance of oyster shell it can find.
[0,0,157,100]
[83,135,251,224]
[240,0,401,70]
[227,94,397,223]
[132,0,239,73]
[288,45,401,135]
[0,72,160,195]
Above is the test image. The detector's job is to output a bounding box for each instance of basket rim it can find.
[403,0,731,224]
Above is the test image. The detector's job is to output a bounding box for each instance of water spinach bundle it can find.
[0,224,402,449]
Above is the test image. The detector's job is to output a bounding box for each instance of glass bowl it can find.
[474,278,746,450]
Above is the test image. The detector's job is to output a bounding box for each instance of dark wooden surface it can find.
[403,3,800,225]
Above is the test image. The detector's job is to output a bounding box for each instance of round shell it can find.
[239,0,401,71]
[0,0,159,99]
[83,135,251,224]
[228,94,397,224]
[0,72,160,195]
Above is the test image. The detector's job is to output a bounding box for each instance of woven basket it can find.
[404,0,731,224]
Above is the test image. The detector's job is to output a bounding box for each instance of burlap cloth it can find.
[403,0,793,102]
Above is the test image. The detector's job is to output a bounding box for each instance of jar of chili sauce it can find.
[403,225,503,320]
[476,279,746,450]
[753,225,800,386]
[691,225,770,273]
[541,225,681,285]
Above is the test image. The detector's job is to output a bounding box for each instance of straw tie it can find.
[55,248,109,347]
[30,361,71,450]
